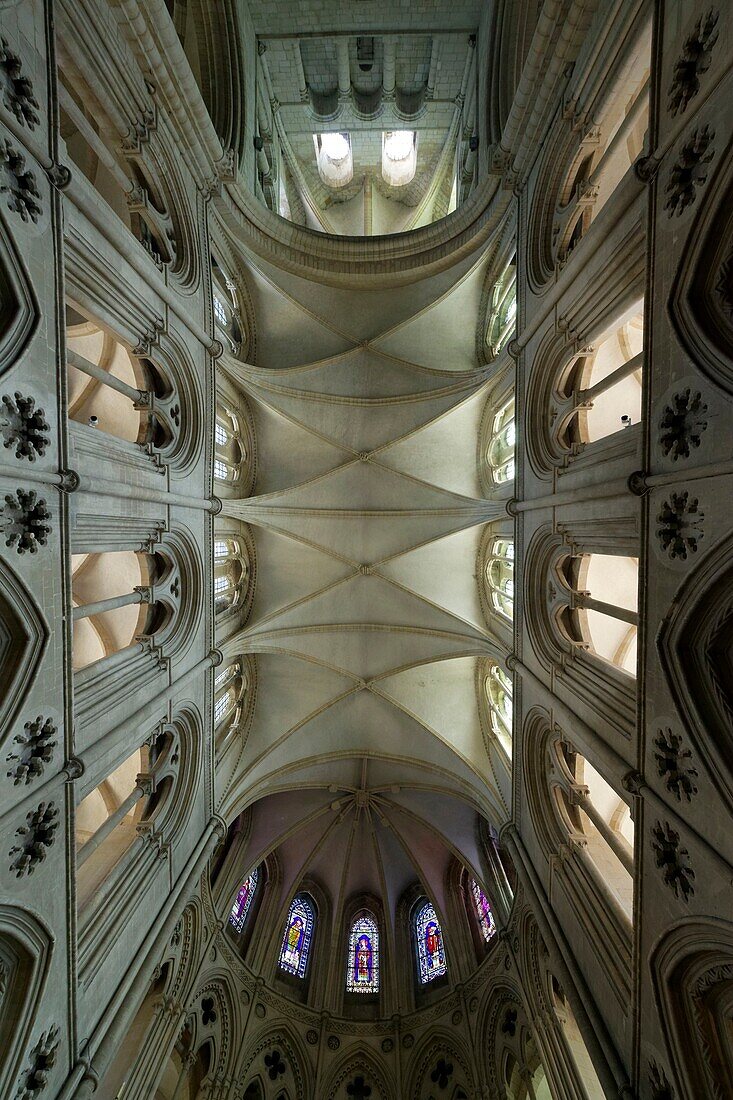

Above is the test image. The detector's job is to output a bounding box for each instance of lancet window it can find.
[346,912,379,994]
[558,552,638,676]
[214,404,245,484]
[382,130,417,187]
[414,900,447,985]
[471,880,497,943]
[214,661,247,747]
[229,868,259,933]
[485,254,517,359]
[214,535,249,617]
[278,894,316,979]
[484,663,513,757]
[556,305,644,450]
[316,132,353,188]
[487,395,516,486]
[554,742,634,922]
[211,255,244,354]
[486,538,515,621]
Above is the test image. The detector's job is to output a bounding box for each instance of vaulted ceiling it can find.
[215,240,510,963]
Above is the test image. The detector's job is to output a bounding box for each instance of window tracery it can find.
[278,894,315,979]
[556,552,639,676]
[214,535,249,617]
[487,395,516,486]
[346,913,379,994]
[214,403,246,486]
[230,868,259,933]
[556,306,644,451]
[485,254,516,359]
[414,900,447,984]
[214,661,248,748]
[486,538,515,622]
[484,663,513,758]
[211,254,244,355]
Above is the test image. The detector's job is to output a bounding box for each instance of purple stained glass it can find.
[471,879,496,942]
[229,867,258,933]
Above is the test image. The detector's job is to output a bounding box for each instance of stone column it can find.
[337,38,351,99]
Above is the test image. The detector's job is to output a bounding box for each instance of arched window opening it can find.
[471,879,497,943]
[75,724,178,906]
[487,395,516,486]
[214,661,248,750]
[214,404,245,485]
[558,552,638,676]
[486,538,515,622]
[214,535,249,617]
[59,74,177,268]
[230,868,259,933]
[550,977,605,1099]
[66,306,176,453]
[550,24,649,273]
[211,255,244,354]
[278,894,316,979]
[414,899,447,985]
[484,663,513,758]
[315,132,353,188]
[486,255,517,359]
[346,912,379,994]
[505,1050,551,1100]
[555,742,634,922]
[556,304,644,449]
[382,130,417,187]
[71,550,159,670]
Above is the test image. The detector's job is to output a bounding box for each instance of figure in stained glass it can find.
[346,913,379,993]
[278,895,315,978]
[415,901,447,984]
[471,879,497,942]
[229,867,258,933]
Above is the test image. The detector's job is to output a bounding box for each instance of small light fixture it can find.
[621,414,632,428]
[88,415,99,428]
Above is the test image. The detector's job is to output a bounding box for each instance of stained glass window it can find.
[346,913,379,993]
[278,894,315,979]
[229,868,258,933]
[471,880,497,942]
[415,901,447,984]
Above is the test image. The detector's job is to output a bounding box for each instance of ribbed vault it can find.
[216,243,509,988]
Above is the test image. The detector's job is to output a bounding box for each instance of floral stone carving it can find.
[14,1026,60,1099]
[668,11,719,116]
[0,138,41,222]
[0,393,50,461]
[651,820,695,901]
[657,491,703,559]
[2,489,51,553]
[658,390,708,460]
[6,715,57,785]
[0,38,40,129]
[9,801,59,876]
[664,126,715,217]
[654,728,698,801]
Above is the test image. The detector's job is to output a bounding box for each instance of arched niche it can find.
[0,906,52,1099]
[0,213,38,376]
[0,556,48,742]
[652,918,733,1099]
[239,1024,311,1100]
[322,1049,394,1100]
[659,531,733,813]
[670,135,733,396]
[406,1030,474,1100]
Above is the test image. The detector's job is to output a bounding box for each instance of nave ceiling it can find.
[215,241,510,961]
